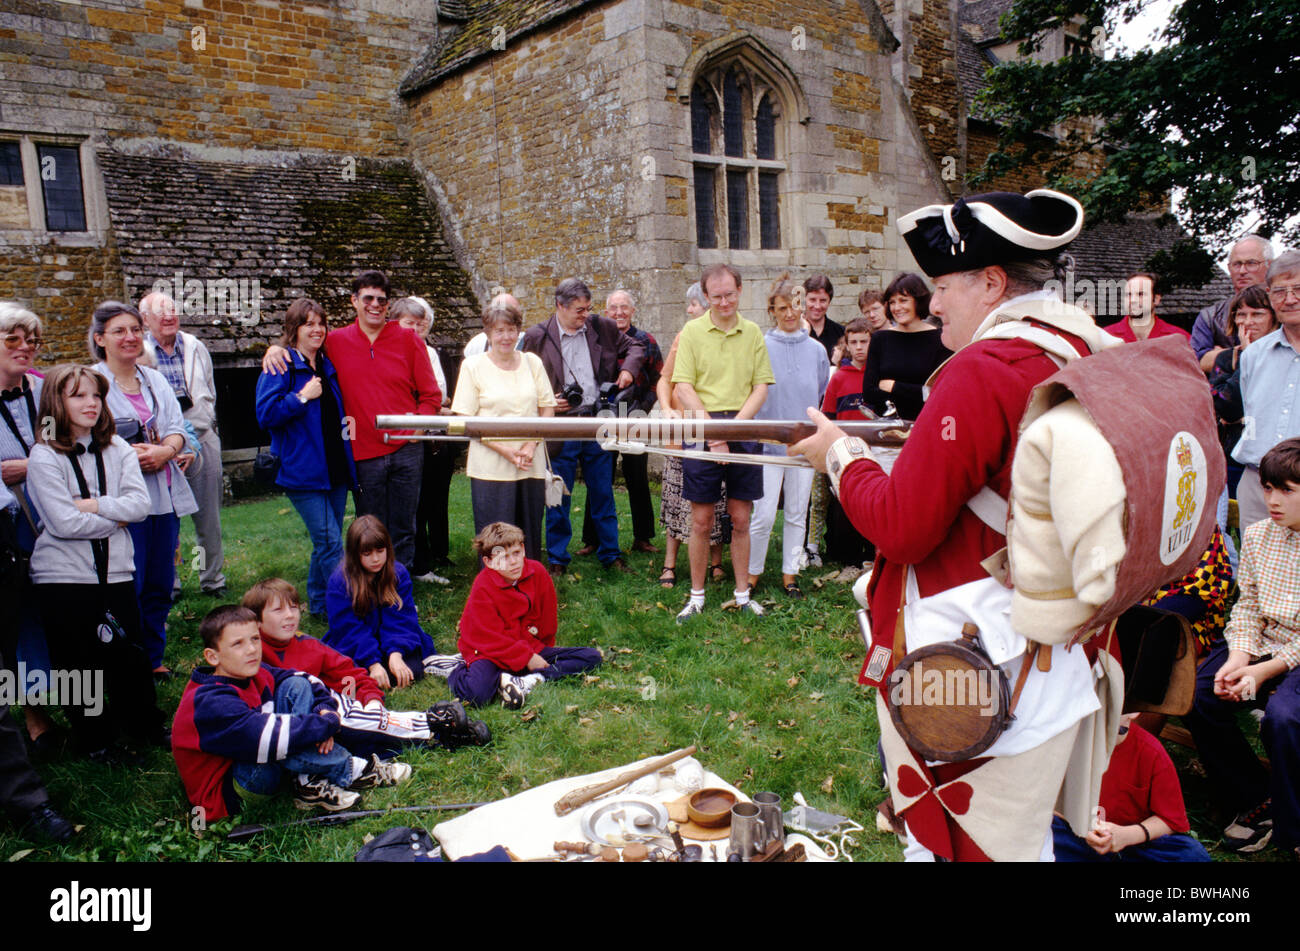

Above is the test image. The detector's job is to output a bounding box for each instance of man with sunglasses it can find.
[1232,249,1300,528]
[140,292,227,595]
[262,270,442,571]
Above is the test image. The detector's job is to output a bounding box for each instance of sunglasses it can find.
[359,294,389,307]
[2,333,42,351]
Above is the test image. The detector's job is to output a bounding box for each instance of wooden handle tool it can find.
[553,745,698,816]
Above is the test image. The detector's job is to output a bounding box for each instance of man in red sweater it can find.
[262,270,441,570]
[449,522,603,709]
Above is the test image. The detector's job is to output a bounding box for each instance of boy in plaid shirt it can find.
[1185,437,1300,855]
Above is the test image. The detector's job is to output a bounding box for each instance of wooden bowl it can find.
[687,788,738,828]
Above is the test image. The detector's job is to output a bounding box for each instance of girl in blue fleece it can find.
[747,274,830,599]
[325,515,436,690]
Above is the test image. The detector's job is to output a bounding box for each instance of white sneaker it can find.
[676,601,705,625]
[413,571,451,586]
[498,672,544,709]
[805,548,823,568]
[737,599,766,617]
[423,653,463,678]
[292,777,361,811]
[351,754,413,789]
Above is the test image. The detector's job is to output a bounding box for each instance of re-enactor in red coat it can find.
[793,190,1119,861]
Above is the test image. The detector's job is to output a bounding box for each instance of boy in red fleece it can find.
[450,522,602,708]
[243,579,490,754]
[819,317,876,567]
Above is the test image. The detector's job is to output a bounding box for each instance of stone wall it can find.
[406,0,949,341]
[0,0,439,155]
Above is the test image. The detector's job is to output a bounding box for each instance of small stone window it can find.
[690,61,786,251]
[0,134,100,239]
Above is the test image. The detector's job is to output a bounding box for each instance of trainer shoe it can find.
[435,718,493,750]
[21,804,75,844]
[805,548,823,569]
[676,601,705,625]
[351,754,413,789]
[293,777,360,812]
[738,599,766,618]
[498,672,544,709]
[1223,800,1273,853]
[413,571,451,586]
[423,653,463,679]
[425,700,470,737]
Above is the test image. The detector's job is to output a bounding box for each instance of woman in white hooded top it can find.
[26,364,166,760]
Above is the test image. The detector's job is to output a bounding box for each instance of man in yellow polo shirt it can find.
[671,263,774,622]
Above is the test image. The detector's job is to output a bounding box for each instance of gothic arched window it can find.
[690,60,786,251]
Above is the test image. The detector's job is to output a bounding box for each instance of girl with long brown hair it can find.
[27,364,167,761]
[323,515,437,690]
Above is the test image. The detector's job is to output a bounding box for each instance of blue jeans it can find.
[230,677,355,797]
[546,440,619,566]
[128,513,180,669]
[1051,816,1211,862]
[354,441,423,571]
[287,486,349,614]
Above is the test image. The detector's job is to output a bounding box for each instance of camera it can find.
[113,417,146,445]
[599,381,637,410]
[560,381,585,408]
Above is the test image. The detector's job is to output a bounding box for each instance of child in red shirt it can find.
[820,318,876,567]
[1052,713,1211,861]
[449,522,602,709]
[244,578,490,754]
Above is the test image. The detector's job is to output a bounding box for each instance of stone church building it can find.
[0,0,1225,451]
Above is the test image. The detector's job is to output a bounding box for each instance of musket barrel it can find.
[375,414,910,447]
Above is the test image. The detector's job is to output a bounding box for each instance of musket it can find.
[376,414,909,467]
[225,801,489,841]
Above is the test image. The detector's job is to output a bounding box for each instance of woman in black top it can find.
[862,272,951,420]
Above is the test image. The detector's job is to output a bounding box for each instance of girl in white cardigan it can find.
[27,364,166,760]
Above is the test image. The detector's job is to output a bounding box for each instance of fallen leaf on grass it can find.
[820,775,834,794]
[778,719,797,729]
[769,749,784,761]
[742,636,752,644]
[520,709,538,722]
[583,675,600,685]
[656,602,668,611]
[809,692,825,701]
[565,705,579,714]
[786,675,800,688]
[617,647,634,654]
[578,717,593,726]
[277,508,291,516]
[611,706,625,714]
[727,711,740,723]
[8,849,33,862]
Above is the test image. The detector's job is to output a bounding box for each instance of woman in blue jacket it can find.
[255,299,356,616]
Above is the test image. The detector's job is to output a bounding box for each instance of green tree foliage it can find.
[974,0,1300,269]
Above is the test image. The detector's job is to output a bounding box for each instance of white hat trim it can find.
[897,189,1083,251]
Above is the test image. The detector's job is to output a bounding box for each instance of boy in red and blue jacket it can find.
[171,605,411,821]
[449,522,602,709]
[244,578,490,755]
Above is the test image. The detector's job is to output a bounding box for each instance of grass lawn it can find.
[2,474,1269,862]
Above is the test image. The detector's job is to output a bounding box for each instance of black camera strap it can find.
[67,443,110,587]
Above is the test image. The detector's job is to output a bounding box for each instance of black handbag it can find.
[253,449,281,486]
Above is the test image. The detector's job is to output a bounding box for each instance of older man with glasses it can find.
[1193,235,1275,373]
[1232,249,1300,528]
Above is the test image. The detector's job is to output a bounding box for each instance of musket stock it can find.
[375,414,910,448]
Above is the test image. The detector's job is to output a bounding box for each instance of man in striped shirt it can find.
[1185,437,1300,856]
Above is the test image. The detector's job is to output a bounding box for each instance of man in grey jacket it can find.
[140,291,226,595]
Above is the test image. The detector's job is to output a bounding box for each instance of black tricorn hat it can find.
[899,189,1084,278]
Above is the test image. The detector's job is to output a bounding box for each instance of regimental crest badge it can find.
[1160,432,1207,566]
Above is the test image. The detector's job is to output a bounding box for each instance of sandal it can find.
[658,565,677,588]
[710,563,726,583]
[783,582,805,600]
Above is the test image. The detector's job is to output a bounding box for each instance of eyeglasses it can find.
[103,326,142,338]
[1267,284,1300,302]
[1230,259,1267,271]
[359,295,389,307]
[2,333,42,351]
